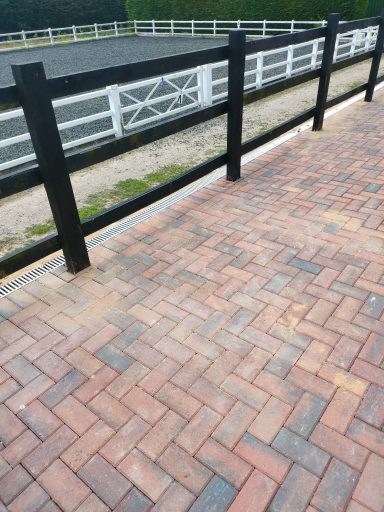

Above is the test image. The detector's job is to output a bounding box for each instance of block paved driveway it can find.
[0,90,384,512]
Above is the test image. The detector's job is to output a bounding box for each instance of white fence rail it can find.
[0,22,378,173]
[132,19,326,37]
[0,19,325,50]
[0,21,133,50]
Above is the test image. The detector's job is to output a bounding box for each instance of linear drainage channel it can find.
[0,166,226,299]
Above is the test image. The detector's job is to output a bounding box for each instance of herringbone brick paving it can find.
[0,91,384,511]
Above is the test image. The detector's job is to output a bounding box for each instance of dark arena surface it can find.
[0,34,312,169]
[0,36,230,168]
[0,35,227,87]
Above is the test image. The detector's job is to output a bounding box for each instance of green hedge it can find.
[366,0,384,15]
[0,0,126,33]
[0,0,371,34]
[126,0,369,22]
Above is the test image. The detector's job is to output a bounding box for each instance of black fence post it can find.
[12,62,90,274]
[313,13,340,131]
[226,30,246,181]
[365,9,384,102]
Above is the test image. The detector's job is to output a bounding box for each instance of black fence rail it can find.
[0,12,383,276]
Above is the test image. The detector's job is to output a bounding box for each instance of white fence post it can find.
[198,64,213,106]
[152,20,155,35]
[350,29,358,56]
[365,27,372,51]
[263,20,266,38]
[94,23,99,39]
[107,85,123,137]
[237,19,241,29]
[134,20,137,34]
[72,25,77,41]
[286,45,293,77]
[171,19,174,36]
[21,30,27,47]
[311,39,319,69]
[114,21,118,36]
[333,33,340,61]
[291,20,295,33]
[192,20,194,36]
[322,19,326,27]
[48,28,54,45]
[197,66,203,106]
[213,20,216,37]
[256,52,263,88]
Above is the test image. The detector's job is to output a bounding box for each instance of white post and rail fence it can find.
[0,20,378,173]
[0,19,326,50]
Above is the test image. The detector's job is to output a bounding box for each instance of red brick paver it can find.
[0,92,384,511]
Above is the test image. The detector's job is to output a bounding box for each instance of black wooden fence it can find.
[0,12,383,277]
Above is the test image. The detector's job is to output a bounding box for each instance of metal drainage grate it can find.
[0,167,226,299]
